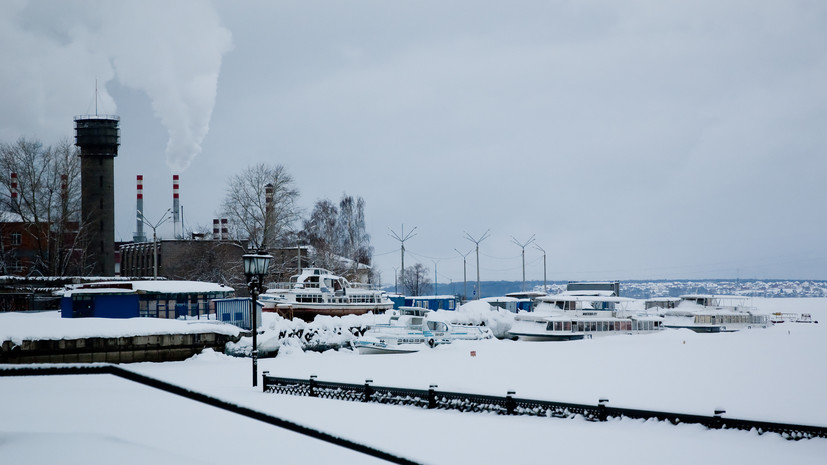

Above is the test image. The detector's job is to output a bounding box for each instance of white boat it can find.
[508,294,663,341]
[770,312,819,324]
[263,268,393,321]
[662,295,769,333]
[352,307,452,354]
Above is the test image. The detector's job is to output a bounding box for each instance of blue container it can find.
[214,298,262,330]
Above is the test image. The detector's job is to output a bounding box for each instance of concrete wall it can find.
[0,332,240,364]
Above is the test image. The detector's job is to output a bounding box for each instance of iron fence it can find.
[263,373,827,441]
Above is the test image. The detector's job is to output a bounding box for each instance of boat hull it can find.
[275,303,393,322]
[353,342,421,355]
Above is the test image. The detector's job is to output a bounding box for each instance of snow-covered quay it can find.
[2,298,827,464]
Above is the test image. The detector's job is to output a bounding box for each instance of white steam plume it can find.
[0,1,232,171]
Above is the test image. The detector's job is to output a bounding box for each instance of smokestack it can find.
[134,175,147,242]
[173,174,181,239]
[10,172,18,208]
[221,218,229,241]
[212,219,219,240]
[60,174,68,201]
[264,183,274,249]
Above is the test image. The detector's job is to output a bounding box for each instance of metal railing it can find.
[263,374,827,441]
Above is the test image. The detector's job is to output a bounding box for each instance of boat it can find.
[770,312,818,324]
[662,295,769,333]
[352,307,492,354]
[352,307,453,354]
[262,268,393,321]
[507,293,663,341]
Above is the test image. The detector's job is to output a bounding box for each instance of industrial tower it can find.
[74,114,120,276]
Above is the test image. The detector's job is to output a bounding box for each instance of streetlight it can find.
[389,224,417,276]
[243,250,272,387]
[533,243,547,294]
[511,234,535,292]
[454,248,472,303]
[464,230,490,300]
[138,208,172,280]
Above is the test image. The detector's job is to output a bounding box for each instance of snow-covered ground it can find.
[2,298,826,464]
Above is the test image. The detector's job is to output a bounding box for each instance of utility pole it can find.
[534,243,547,294]
[464,230,490,300]
[389,224,417,279]
[511,235,536,292]
[455,248,472,303]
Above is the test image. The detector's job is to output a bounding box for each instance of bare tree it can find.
[400,263,432,296]
[219,163,301,251]
[300,193,376,282]
[0,137,90,276]
[300,198,339,270]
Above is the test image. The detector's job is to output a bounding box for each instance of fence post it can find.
[309,375,318,397]
[262,371,269,392]
[598,398,609,422]
[364,379,373,403]
[506,391,516,415]
[428,384,438,409]
[712,408,726,429]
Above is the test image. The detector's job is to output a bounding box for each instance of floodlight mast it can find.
[454,248,472,302]
[388,224,417,278]
[511,234,536,292]
[464,230,490,300]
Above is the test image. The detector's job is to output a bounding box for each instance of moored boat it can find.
[508,294,663,341]
[263,268,393,321]
[662,295,768,332]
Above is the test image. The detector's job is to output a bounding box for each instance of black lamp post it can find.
[243,250,272,387]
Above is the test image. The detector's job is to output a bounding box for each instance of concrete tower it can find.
[74,114,120,276]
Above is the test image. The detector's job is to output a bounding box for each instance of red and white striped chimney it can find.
[134,175,146,242]
[10,172,18,207]
[60,174,68,200]
[213,219,220,240]
[221,218,229,241]
[172,175,181,239]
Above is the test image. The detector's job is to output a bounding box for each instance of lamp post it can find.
[511,234,535,292]
[533,243,547,294]
[464,230,490,299]
[243,250,272,387]
[454,248,472,303]
[138,208,172,280]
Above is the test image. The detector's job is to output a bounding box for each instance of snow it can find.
[62,280,234,296]
[2,298,827,464]
[0,311,241,344]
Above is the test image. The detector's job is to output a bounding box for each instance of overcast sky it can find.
[2,0,826,285]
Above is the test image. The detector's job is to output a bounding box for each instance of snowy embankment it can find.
[1,298,826,464]
[0,311,241,345]
[226,300,516,356]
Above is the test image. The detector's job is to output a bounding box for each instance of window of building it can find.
[10,232,21,246]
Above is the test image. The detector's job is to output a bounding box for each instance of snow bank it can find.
[0,311,240,344]
[431,300,515,338]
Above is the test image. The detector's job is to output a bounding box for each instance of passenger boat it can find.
[770,312,819,324]
[262,268,393,321]
[662,295,769,333]
[352,307,492,354]
[507,294,663,341]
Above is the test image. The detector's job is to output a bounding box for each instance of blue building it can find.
[61,281,235,319]
[399,295,458,311]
